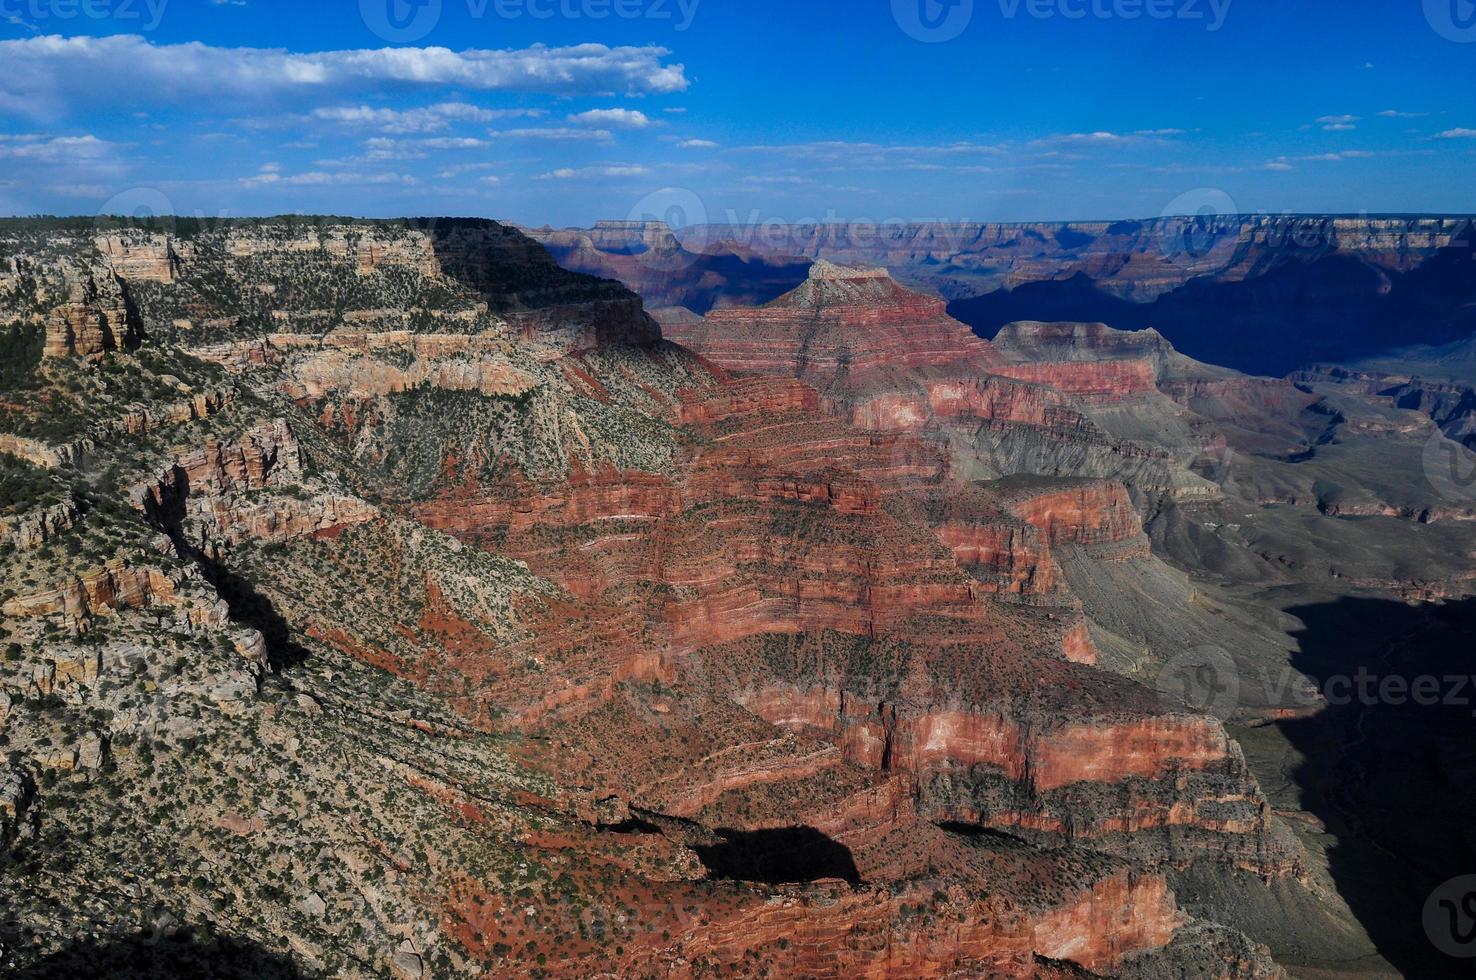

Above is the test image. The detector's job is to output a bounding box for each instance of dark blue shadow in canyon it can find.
[949,235,1476,377]
[693,826,861,885]
[8,932,306,979]
[1276,595,1476,977]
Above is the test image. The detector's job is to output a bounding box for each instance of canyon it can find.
[0,215,1471,978]
[527,216,1476,377]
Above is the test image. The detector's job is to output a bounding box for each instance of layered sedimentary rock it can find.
[0,553,232,636]
[990,321,1171,403]
[1,499,79,550]
[663,262,1063,433]
[992,476,1152,557]
[0,218,1301,978]
[677,260,1008,380]
[531,216,1473,312]
[42,265,140,359]
[399,370,1294,897]
[132,418,378,558]
[666,262,1206,495]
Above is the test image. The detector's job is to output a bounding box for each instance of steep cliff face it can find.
[533,215,1471,309]
[526,219,814,316]
[992,476,1152,557]
[534,216,1476,381]
[0,218,1298,979]
[41,265,141,360]
[666,259,1008,400]
[666,262,1203,496]
[132,419,380,557]
[397,373,1294,896]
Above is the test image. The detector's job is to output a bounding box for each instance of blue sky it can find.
[0,0,1473,225]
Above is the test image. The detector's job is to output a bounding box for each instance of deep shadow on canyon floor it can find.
[948,239,1476,377]
[692,826,863,886]
[6,932,307,979]
[1276,594,1476,978]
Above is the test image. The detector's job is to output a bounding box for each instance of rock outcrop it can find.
[0,218,1312,979]
[992,476,1152,557]
[0,765,36,850]
[42,265,140,359]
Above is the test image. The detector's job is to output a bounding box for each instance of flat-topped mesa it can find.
[667,260,1005,384]
[586,219,683,253]
[989,321,1188,404]
[791,258,904,302]
[990,319,1328,460]
[663,266,1204,494]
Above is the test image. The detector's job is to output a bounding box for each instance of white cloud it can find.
[418,137,490,150]
[0,35,689,118]
[243,170,417,189]
[1438,128,1476,139]
[0,134,116,161]
[1378,109,1428,119]
[567,108,652,129]
[1317,114,1360,132]
[679,139,719,149]
[436,162,501,179]
[536,164,650,180]
[1037,131,1158,146]
[493,127,613,141]
[309,103,539,134]
[45,183,108,196]
[1297,150,1376,162]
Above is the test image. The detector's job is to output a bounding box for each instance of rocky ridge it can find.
[0,219,1327,978]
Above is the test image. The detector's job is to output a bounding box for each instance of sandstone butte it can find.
[0,219,1305,978]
